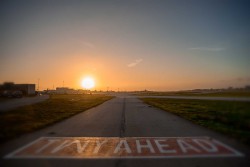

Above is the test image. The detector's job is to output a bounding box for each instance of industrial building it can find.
[0,82,36,96]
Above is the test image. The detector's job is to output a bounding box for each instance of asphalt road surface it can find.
[0,95,249,167]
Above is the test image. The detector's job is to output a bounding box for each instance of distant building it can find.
[15,84,36,95]
[43,87,90,95]
[0,82,36,96]
[55,87,75,94]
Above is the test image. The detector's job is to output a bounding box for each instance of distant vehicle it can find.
[11,91,23,98]
[0,90,24,98]
[2,90,12,98]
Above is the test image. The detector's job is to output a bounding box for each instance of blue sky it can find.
[1,0,250,90]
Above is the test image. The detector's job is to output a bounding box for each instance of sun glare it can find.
[81,77,95,89]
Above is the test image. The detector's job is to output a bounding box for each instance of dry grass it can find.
[0,94,113,143]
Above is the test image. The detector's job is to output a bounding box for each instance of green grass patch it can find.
[197,91,250,97]
[140,98,250,145]
[0,94,113,143]
[137,90,250,97]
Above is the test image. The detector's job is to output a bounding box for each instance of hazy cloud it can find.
[189,47,225,51]
[127,59,143,67]
[220,77,250,83]
[82,41,95,49]
[72,37,96,49]
[236,77,250,82]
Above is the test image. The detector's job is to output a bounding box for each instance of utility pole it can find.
[37,78,40,91]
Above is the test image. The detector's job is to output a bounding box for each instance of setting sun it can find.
[81,77,95,89]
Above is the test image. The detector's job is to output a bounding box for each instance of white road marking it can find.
[5,137,244,159]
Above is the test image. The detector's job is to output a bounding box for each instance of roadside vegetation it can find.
[136,89,250,97]
[141,98,250,145]
[0,94,113,143]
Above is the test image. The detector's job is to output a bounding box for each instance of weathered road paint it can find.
[5,137,243,159]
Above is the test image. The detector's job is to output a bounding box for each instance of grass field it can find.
[0,94,113,143]
[137,90,250,97]
[141,98,250,145]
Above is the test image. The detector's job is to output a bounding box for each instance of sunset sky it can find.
[1,0,249,91]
